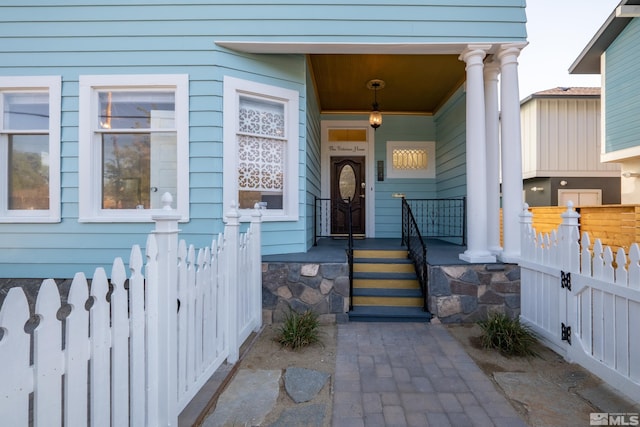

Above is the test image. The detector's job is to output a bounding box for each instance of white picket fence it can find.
[0,197,263,427]
[519,202,640,403]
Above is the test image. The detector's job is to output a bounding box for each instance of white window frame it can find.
[78,74,189,222]
[0,76,61,223]
[223,76,299,221]
[386,140,436,179]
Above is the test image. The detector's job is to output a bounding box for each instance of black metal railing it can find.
[402,198,466,246]
[314,196,357,243]
[401,198,429,311]
[345,198,354,311]
[313,196,354,309]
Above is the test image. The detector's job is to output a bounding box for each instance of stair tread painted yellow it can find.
[353,279,420,289]
[353,249,408,259]
[353,296,423,307]
[353,263,414,273]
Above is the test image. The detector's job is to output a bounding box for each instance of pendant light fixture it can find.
[367,79,385,130]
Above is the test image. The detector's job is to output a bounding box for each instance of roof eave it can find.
[569,1,633,75]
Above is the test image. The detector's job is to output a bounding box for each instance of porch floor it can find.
[262,238,469,265]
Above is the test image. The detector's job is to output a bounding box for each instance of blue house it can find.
[0,1,528,287]
[570,0,640,205]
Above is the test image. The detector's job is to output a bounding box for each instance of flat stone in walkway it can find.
[202,369,281,427]
[331,322,527,427]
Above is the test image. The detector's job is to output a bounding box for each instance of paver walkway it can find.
[331,322,527,427]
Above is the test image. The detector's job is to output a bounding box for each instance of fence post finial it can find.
[520,203,532,223]
[559,200,580,271]
[161,192,173,210]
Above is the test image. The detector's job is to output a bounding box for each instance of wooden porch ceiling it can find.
[308,54,467,116]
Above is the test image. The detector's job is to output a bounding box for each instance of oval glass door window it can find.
[339,165,356,200]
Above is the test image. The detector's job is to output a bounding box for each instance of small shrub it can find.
[276,309,321,350]
[478,313,538,357]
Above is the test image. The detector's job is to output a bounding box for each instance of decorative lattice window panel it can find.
[239,97,285,137]
[238,135,284,191]
[386,141,435,179]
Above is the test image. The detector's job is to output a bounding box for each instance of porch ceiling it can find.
[308,54,467,116]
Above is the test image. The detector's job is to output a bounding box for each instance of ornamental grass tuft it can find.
[276,308,321,350]
[478,312,538,357]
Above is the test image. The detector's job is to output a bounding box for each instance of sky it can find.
[518,0,621,100]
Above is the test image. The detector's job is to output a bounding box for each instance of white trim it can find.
[78,74,189,222]
[320,120,376,237]
[215,41,514,55]
[616,5,640,17]
[386,140,436,179]
[223,76,299,222]
[601,145,640,163]
[0,76,61,223]
[557,189,602,206]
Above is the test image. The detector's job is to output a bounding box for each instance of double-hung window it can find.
[0,76,61,222]
[223,76,299,221]
[78,75,189,222]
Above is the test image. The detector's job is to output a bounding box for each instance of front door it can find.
[331,157,366,235]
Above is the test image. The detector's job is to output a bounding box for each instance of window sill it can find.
[79,211,189,223]
[0,216,61,224]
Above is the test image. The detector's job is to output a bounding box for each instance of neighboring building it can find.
[0,1,528,278]
[520,87,621,207]
[570,0,640,204]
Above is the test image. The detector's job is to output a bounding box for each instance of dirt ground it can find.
[444,323,637,426]
[238,323,337,426]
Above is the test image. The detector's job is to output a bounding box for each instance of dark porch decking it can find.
[262,238,468,265]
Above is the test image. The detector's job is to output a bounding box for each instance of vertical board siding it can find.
[527,97,617,175]
[520,100,538,177]
[605,18,640,154]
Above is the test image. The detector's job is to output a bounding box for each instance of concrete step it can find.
[348,306,432,322]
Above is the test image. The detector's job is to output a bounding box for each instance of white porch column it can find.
[459,46,496,263]
[484,61,502,255]
[498,44,525,262]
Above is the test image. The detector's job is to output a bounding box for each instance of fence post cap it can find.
[252,203,263,220]
[561,200,580,219]
[161,192,173,210]
[225,200,240,225]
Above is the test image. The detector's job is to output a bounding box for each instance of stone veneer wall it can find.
[428,264,521,323]
[261,262,350,324]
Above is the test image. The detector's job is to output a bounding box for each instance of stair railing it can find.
[345,197,354,311]
[401,197,429,312]
[401,197,466,246]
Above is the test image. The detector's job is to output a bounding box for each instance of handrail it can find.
[313,196,354,309]
[402,198,429,312]
[346,197,354,311]
[402,197,466,246]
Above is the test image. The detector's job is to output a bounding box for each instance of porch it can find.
[263,237,468,265]
[261,237,522,324]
